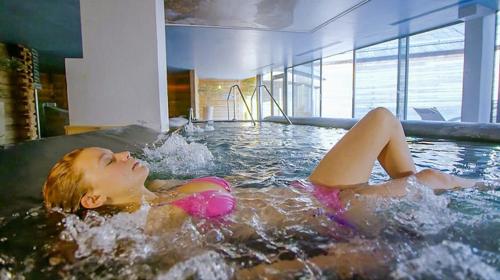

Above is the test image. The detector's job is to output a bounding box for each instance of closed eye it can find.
[106,157,115,166]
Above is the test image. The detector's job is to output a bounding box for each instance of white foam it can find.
[142,134,214,175]
[184,122,205,133]
[169,117,189,128]
[375,176,456,235]
[156,251,233,280]
[60,204,152,259]
[391,240,499,279]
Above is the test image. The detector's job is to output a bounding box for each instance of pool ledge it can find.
[265,116,500,143]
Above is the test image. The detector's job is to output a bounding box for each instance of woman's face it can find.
[74,147,149,204]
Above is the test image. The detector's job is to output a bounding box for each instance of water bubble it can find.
[156,251,233,280]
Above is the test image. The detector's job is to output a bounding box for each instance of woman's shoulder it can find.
[146,179,187,192]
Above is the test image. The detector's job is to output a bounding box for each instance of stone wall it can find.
[0,42,69,144]
[0,43,38,145]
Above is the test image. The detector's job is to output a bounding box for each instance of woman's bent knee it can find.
[365,107,398,127]
[370,107,393,116]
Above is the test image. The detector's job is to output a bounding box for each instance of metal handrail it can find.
[226,85,256,126]
[250,87,257,114]
[250,85,293,125]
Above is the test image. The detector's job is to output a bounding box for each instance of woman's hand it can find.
[145,204,188,234]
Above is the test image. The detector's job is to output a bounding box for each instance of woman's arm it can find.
[234,241,389,279]
[412,169,478,191]
[345,169,479,198]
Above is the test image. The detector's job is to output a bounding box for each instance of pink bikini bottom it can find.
[290,180,355,229]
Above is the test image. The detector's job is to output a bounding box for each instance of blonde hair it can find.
[42,148,91,212]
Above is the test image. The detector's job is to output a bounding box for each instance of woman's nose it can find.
[116,151,131,161]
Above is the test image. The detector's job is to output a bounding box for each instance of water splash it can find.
[60,204,152,259]
[391,240,499,279]
[376,176,456,235]
[184,122,205,133]
[156,251,233,280]
[142,134,214,176]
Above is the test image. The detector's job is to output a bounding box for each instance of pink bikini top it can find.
[158,176,236,219]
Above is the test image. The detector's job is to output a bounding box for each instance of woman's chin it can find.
[143,165,150,176]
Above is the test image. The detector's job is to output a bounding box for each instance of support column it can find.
[66,0,168,131]
[461,7,496,123]
[256,74,263,120]
[396,37,409,120]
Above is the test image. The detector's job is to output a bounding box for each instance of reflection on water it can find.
[0,122,498,279]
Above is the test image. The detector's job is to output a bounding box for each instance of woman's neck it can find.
[108,186,158,206]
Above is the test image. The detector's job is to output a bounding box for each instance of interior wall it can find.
[65,0,168,131]
[197,77,256,121]
[167,70,191,117]
[37,73,69,137]
[39,73,68,109]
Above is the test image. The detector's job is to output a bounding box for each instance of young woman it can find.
[43,108,475,279]
[42,107,477,276]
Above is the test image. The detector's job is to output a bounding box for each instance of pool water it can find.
[0,122,498,279]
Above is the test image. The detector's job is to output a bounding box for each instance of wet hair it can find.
[42,148,91,213]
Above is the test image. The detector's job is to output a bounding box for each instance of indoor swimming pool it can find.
[0,122,498,279]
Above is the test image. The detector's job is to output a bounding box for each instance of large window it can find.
[292,61,321,117]
[260,22,495,122]
[407,23,465,121]
[493,12,500,123]
[313,60,321,116]
[261,72,272,119]
[354,39,399,118]
[272,69,284,116]
[322,51,353,118]
[287,68,293,115]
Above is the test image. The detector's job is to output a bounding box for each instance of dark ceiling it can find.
[0,0,82,73]
[0,0,499,78]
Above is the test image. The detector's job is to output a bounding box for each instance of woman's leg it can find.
[309,107,417,187]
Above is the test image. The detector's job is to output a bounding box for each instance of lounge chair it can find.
[413,107,460,122]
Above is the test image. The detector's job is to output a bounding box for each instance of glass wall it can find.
[272,69,284,116]
[493,12,500,123]
[321,51,353,118]
[313,60,321,116]
[259,22,496,123]
[354,39,399,118]
[261,71,272,119]
[287,68,293,115]
[292,61,321,117]
[407,23,465,121]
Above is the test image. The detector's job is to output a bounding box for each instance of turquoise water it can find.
[0,122,498,279]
